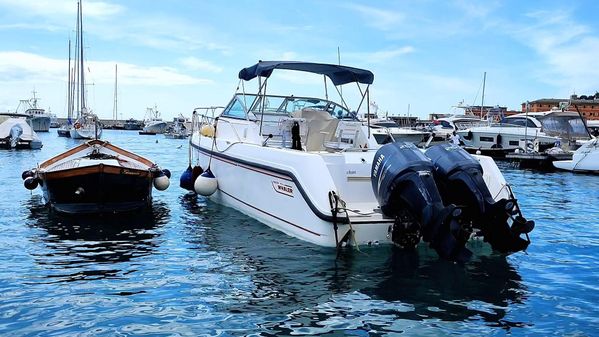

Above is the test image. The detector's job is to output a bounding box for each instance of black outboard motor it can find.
[425,144,534,253]
[372,142,472,261]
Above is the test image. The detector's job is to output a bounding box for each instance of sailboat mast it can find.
[79,0,85,111]
[67,39,72,120]
[113,64,118,122]
[480,71,486,119]
[73,2,80,117]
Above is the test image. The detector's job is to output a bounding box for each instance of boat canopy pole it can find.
[367,87,371,139]
[355,84,370,117]
[323,75,328,101]
[238,79,251,121]
[573,103,593,139]
[258,76,267,136]
[332,84,350,111]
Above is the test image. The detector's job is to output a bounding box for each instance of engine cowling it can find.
[425,144,533,253]
[371,142,472,261]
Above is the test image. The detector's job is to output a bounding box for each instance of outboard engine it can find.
[372,142,472,261]
[10,124,23,148]
[425,144,534,253]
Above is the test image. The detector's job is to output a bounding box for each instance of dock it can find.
[505,152,572,171]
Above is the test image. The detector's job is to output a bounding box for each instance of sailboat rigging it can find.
[69,0,103,140]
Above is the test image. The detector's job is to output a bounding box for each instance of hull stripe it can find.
[192,142,350,224]
[218,189,322,236]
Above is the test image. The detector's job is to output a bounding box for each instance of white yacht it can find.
[431,114,485,140]
[182,60,534,260]
[366,119,429,145]
[553,137,599,173]
[457,112,560,155]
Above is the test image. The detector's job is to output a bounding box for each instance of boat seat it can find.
[291,108,339,151]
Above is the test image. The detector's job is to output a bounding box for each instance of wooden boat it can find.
[22,139,170,214]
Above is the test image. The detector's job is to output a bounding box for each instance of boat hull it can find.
[27,116,51,132]
[39,167,153,214]
[191,136,393,247]
[57,127,72,137]
[70,127,103,139]
[553,139,599,173]
[143,122,167,134]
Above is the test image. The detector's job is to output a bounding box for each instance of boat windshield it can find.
[221,93,354,120]
[372,121,398,128]
[537,112,590,140]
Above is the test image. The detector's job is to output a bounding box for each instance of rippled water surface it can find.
[1,130,597,336]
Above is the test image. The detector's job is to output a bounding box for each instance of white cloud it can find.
[451,0,500,18]
[361,47,415,63]
[345,4,405,31]
[179,57,222,73]
[0,51,212,86]
[509,10,599,93]
[0,0,123,18]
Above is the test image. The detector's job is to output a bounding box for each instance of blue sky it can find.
[1,0,598,121]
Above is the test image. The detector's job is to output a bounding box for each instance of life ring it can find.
[74,122,81,129]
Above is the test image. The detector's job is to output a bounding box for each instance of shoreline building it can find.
[522,94,599,120]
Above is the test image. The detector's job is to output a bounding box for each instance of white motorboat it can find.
[553,137,599,173]
[457,112,560,155]
[164,115,188,139]
[430,114,485,141]
[0,117,43,149]
[367,119,429,145]
[182,60,534,260]
[68,0,102,140]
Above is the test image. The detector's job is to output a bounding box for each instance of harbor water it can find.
[0,130,597,336]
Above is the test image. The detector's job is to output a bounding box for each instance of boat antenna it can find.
[524,101,529,152]
[338,46,342,97]
[480,71,486,119]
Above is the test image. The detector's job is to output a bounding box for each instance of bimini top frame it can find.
[238,60,374,86]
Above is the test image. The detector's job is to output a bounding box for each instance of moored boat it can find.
[22,139,170,213]
[0,117,43,149]
[15,90,51,132]
[553,137,599,173]
[124,118,144,130]
[182,60,534,261]
[164,115,188,139]
[142,106,167,134]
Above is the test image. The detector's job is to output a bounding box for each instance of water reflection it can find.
[180,194,529,333]
[25,196,170,283]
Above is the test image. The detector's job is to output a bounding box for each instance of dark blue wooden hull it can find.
[40,169,153,214]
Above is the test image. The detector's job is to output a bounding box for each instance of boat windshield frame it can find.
[220,93,355,121]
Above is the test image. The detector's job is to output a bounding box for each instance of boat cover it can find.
[0,118,39,141]
[238,61,374,85]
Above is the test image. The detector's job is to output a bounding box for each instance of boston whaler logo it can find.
[272,181,294,197]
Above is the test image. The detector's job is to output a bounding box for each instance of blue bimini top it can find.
[238,60,374,86]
